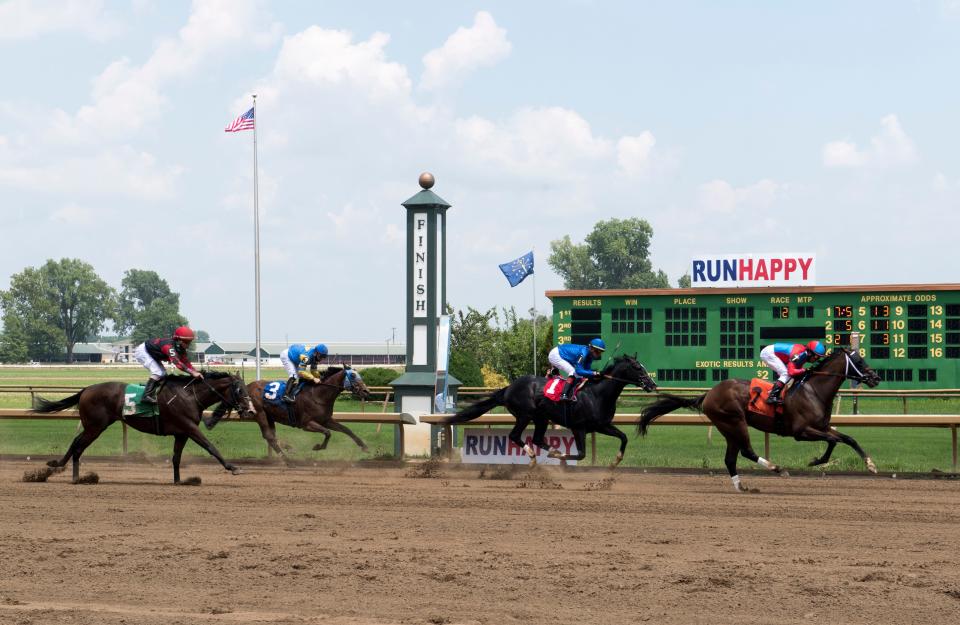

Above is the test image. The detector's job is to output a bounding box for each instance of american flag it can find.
[224,107,255,132]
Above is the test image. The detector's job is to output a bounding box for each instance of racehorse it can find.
[638,347,881,491]
[206,367,372,460]
[31,371,255,484]
[444,355,657,465]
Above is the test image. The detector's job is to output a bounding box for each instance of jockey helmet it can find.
[588,338,606,352]
[313,344,329,357]
[174,326,196,342]
[806,340,826,357]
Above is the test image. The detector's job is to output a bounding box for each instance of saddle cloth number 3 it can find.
[264,381,282,400]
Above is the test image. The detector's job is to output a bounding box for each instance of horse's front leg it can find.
[172,434,188,484]
[594,423,628,467]
[323,420,369,453]
[304,420,332,451]
[798,426,876,473]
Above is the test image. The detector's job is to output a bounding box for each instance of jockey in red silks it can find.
[134,326,202,404]
[547,338,606,402]
[758,340,826,405]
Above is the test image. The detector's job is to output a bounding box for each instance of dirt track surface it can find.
[1,459,959,625]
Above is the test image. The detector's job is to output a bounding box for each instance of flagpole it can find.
[531,247,537,376]
[252,94,262,381]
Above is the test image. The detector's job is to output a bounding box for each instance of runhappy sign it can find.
[691,253,816,287]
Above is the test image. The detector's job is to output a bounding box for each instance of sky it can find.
[2,0,960,344]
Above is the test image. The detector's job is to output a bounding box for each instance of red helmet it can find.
[174,326,195,342]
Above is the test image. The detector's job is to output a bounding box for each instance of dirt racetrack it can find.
[1,458,959,625]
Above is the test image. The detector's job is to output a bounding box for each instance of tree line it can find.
[448,217,687,384]
[0,259,200,363]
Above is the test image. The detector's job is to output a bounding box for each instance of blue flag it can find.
[499,251,534,287]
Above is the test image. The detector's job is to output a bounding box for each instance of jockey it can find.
[759,340,826,405]
[279,343,329,404]
[134,326,202,404]
[547,338,606,402]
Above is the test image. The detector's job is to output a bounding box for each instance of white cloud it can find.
[617,132,657,176]
[50,203,95,225]
[420,11,511,91]
[699,179,783,213]
[0,0,122,41]
[454,107,612,180]
[273,27,412,101]
[822,114,917,168]
[55,0,280,141]
[0,147,182,200]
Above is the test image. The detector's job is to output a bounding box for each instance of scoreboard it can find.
[546,284,960,389]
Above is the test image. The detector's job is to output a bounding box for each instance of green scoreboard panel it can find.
[546,284,960,389]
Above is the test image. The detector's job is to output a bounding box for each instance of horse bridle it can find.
[808,351,872,384]
[598,362,656,390]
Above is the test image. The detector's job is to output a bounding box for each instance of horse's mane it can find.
[600,355,633,374]
[807,348,846,372]
[321,367,344,381]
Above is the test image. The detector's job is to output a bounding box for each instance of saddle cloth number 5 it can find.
[264,381,282,400]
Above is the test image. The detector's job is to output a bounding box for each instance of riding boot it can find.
[560,376,578,403]
[282,376,298,404]
[142,378,160,404]
[766,380,785,405]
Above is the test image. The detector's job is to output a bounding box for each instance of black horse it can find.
[444,355,657,465]
[638,348,881,492]
[32,371,255,484]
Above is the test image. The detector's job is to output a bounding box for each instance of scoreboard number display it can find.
[548,285,960,388]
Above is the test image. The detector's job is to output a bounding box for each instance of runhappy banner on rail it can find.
[461,428,578,465]
[691,253,816,287]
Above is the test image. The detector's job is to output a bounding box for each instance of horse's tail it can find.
[31,391,83,413]
[442,388,508,425]
[637,393,706,436]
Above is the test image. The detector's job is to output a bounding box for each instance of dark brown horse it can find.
[31,371,255,484]
[205,367,372,460]
[444,355,657,465]
[638,348,881,491]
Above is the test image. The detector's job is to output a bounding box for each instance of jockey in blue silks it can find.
[547,338,606,402]
[279,343,329,404]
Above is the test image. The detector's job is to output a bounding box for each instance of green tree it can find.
[2,259,115,362]
[449,305,553,382]
[449,349,483,387]
[678,273,692,288]
[548,217,670,289]
[116,269,188,342]
[196,330,211,342]
[0,312,29,363]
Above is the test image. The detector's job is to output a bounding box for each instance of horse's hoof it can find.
[547,449,561,459]
[779,470,790,478]
[866,458,878,474]
[360,447,370,454]
[229,467,243,475]
[46,460,59,468]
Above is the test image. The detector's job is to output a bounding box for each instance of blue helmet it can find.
[588,338,606,352]
[806,340,826,356]
[313,343,329,357]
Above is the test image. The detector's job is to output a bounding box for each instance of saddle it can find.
[263,379,304,426]
[747,378,783,419]
[542,375,585,403]
[122,383,162,434]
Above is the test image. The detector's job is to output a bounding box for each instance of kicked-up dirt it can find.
[1,458,959,625]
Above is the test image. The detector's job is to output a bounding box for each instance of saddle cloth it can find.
[542,376,580,402]
[262,379,304,407]
[747,378,783,418]
[122,384,160,417]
